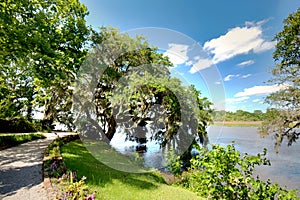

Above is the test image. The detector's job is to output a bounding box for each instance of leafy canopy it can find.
[0,0,90,129]
[73,27,212,155]
[261,8,300,150]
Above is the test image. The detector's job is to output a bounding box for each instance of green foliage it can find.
[212,110,264,122]
[263,8,300,147]
[0,118,42,133]
[57,172,97,200]
[0,133,45,150]
[165,147,183,175]
[74,27,212,154]
[178,143,299,199]
[0,0,91,127]
[74,27,175,141]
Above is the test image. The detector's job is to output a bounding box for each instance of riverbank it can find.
[212,121,262,127]
[60,140,202,200]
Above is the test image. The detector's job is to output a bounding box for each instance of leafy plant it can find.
[165,147,183,175]
[57,172,97,200]
[44,136,96,199]
[178,143,299,199]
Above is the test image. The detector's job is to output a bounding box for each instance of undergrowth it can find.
[44,135,96,200]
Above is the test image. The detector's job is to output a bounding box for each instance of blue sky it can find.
[80,0,299,112]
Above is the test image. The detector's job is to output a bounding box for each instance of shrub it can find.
[178,143,299,199]
[0,118,40,133]
[165,147,183,176]
[44,136,96,199]
[57,171,97,200]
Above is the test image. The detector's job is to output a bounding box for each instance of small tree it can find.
[261,8,300,150]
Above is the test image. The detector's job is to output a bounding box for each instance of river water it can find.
[110,126,300,191]
[208,126,300,191]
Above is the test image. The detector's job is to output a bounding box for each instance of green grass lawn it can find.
[60,140,203,200]
[0,133,46,150]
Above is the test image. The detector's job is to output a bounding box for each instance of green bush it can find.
[165,147,183,175]
[178,143,299,199]
[0,118,42,133]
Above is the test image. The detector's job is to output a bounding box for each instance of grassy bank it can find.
[212,121,262,127]
[0,133,46,150]
[60,140,202,200]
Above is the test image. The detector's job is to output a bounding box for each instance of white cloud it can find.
[223,73,251,81]
[252,99,261,103]
[241,74,252,78]
[253,41,275,53]
[215,81,221,85]
[224,74,240,81]
[237,60,255,67]
[226,96,250,103]
[203,20,274,64]
[234,84,289,97]
[165,20,274,74]
[188,58,214,73]
[163,43,189,65]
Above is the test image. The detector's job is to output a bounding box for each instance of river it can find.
[208,126,300,191]
[110,126,300,191]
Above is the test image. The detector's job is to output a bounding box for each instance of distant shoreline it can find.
[211,121,262,127]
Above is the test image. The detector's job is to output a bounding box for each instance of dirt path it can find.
[0,132,76,200]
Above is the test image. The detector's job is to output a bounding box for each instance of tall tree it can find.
[0,0,90,128]
[0,58,35,119]
[261,8,300,151]
[73,27,212,154]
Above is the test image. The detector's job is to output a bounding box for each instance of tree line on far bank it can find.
[212,109,267,122]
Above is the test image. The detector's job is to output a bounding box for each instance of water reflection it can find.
[110,126,300,191]
[110,130,165,169]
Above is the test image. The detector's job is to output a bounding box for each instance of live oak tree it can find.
[1,0,213,157]
[261,8,300,151]
[0,0,90,128]
[73,27,212,157]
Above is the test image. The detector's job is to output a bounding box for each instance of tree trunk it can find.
[106,116,116,141]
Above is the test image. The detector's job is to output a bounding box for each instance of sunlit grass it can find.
[0,133,46,150]
[61,140,203,200]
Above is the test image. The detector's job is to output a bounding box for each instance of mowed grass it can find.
[60,140,203,200]
[0,133,46,150]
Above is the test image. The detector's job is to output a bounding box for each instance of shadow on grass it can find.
[0,134,46,150]
[60,140,165,190]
